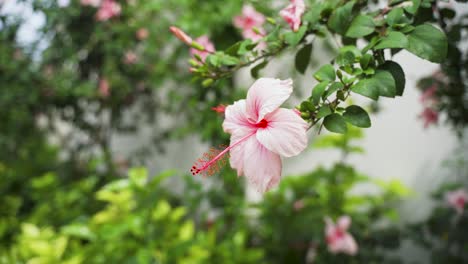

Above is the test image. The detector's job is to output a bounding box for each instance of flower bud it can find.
[169,26,192,45]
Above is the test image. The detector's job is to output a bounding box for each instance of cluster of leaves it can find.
[190,0,455,135]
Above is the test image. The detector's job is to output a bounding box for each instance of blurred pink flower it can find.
[81,0,101,7]
[420,85,437,104]
[191,78,308,193]
[169,26,193,45]
[233,5,266,45]
[325,216,358,255]
[280,0,306,32]
[96,0,121,21]
[99,78,110,97]
[136,28,149,40]
[293,199,305,211]
[446,189,467,214]
[419,107,438,128]
[190,35,215,62]
[124,51,138,64]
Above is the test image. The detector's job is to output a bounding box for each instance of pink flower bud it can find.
[99,78,110,98]
[169,26,193,45]
[136,28,149,40]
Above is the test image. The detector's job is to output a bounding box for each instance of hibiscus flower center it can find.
[256,119,268,128]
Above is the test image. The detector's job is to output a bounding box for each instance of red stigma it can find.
[256,119,268,128]
[191,145,229,177]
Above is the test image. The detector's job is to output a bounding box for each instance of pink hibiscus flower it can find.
[136,28,149,40]
[123,51,138,64]
[445,188,467,214]
[324,216,358,255]
[233,5,266,44]
[191,78,308,193]
[419,107,438,128]
[420,85,437,104]
[280,0,306,32]
[96,0,121,21]
[190,35,215,62]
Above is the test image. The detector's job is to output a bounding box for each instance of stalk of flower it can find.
[191,78,308,193]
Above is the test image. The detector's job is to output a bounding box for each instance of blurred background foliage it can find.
[0,0,467,263]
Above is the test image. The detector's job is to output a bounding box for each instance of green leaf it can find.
[323,114,348,134]
[295,44,313,74]
[313,64,335,82]
[328,1,356,34]
[250,60,268,78]
[323,82,344,99]
[379,61,405,96]
[336,51,355,66]
[311,81,329,104]
[346,15,376,38]
[359,54,374,69]
[352,70,396,99]
[385,8,408,26]
[284,25,307,46]
[317,105,332,119]
[406,24,448,63]
[343,105,371,128]
[404,0,420,14]
[375,31,408,49]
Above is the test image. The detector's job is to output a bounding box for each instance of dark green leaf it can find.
[343,105,371,128]
[336,51,355,66]
[328,1,355,34]
[352,70,396,99]
[374,31,408,49]
[379,61,405,96]
[313,64,335,82]
[295,44,313,74]
[385,8,408,26]
[324,114,348,134]
[359,54,374,69]
[406,24,448,63]
[346,15,376,38]
[250,61,268,79]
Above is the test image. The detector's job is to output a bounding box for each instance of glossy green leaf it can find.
[379,61,405,96]
[346,15,376,38]
[311,81,330,104]
[406,24,448,63]
[328,1,356,34]
[375,32,408,49]
[324,114,348,134]
[284,25,307,46]
[352,70,396,99]
[313,64,335,82]
[343,105,371,128]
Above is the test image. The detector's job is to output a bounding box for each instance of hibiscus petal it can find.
[337,215,351,231]
[223,99,255,134]
[242,136,282,193]
[256,108,308,157]
[246,78,293,123]
[228,129,255,176]
[341,234,358,255]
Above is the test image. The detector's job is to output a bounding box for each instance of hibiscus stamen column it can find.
[191,131,256,177]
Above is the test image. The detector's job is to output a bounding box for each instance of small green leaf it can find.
[284,25,307,46]
[311,81,329,104]
[295,43,313,74]
[323,82,344,99]
[404,0,420,14]
[385,8,408,26]
[336,51,355,66]
[359,54,374,69]
[352,70,396,99]
[324,114,348,134]
[317,105,332,118]
[250,60,268,78]
[379,61,405,96]
[328,1,356,34]
[406,24,448,63]
[343,105,371,128]
[375,31,408,49]
[346,15,376,38]
[313,64,335,82]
